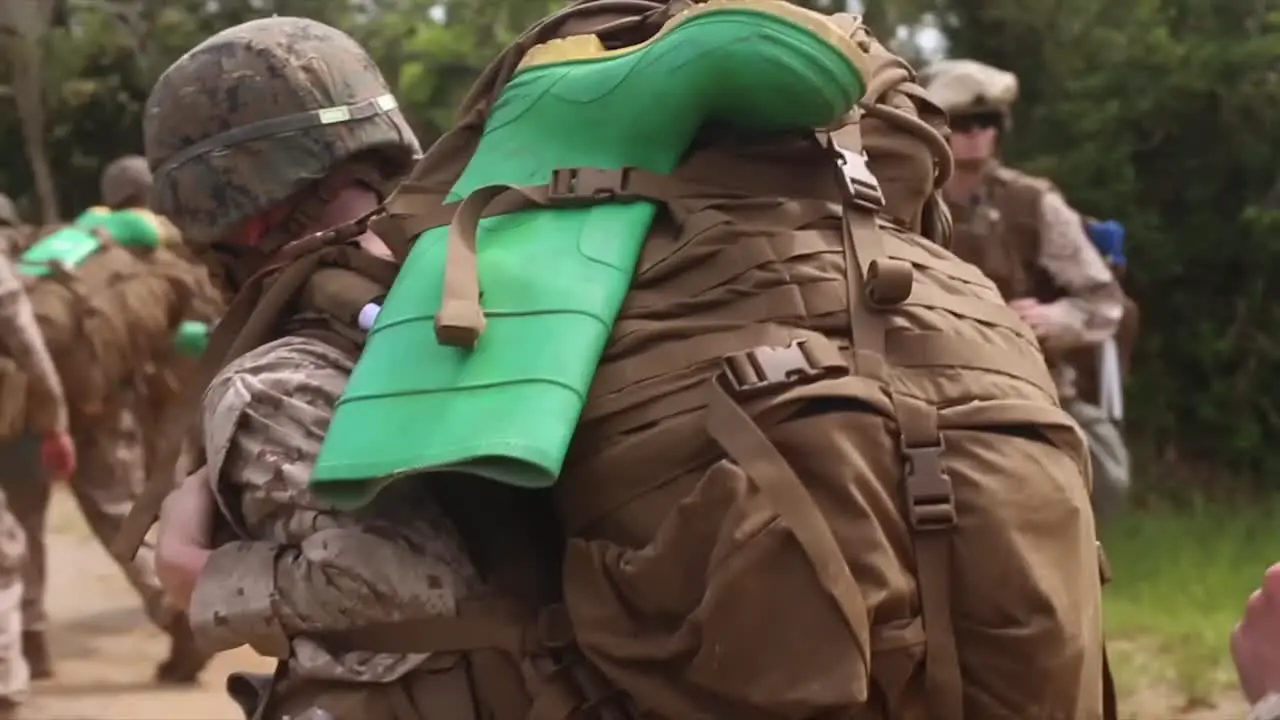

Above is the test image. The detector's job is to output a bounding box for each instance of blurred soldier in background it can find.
[0,224,78,717]
[0,156,210,683]
[100,155,153,211]
[922,58,1132,521]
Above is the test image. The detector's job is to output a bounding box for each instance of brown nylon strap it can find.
[111,254,320,562]
[611,280,847,347]
[587,319,1058,434]
[889,331,1057,400]
[887,240,992,288]
[624,227,835,310]
[591,327,849,410]
[248,658,291,720]
[825,122,901,380]
[388,683,426,720]
[1102,647,1118,720]
[300,598,534,657]
[378,183,542,263]
[526,680,581,720]
[111,239,391,562]
[899,284,1032,337]
[435,167,708,348]
[1099,544,1118,719]
[891,393,963,720]
[1098,542,1113,586]
[705,376,872,688]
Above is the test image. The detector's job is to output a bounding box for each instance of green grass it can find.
[1101,498,1279,709]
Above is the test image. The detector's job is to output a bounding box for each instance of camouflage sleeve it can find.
[0,255,67,433]
[1035,191,1126,350]
[187,336,483,682]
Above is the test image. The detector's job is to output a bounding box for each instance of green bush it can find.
[940,0,1280,481]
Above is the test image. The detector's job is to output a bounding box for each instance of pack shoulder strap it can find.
[828,119,964,719]
[386,167,739,349]
[110,222,396,563]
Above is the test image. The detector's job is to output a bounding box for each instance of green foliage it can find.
[1102,497,1273,708]
[935,0,1280,480]
[3,0,1279,480]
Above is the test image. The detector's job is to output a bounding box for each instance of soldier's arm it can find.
[186,336,474,657]
[1034,191,1126,350]
[0,256,68,433]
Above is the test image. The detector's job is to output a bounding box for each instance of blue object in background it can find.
[1086,219,1126,268]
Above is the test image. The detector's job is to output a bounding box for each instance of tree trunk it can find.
[0,0,60,223]
[10,36,59,222]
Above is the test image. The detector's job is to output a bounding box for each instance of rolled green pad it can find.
[312,0,868,508]
[173,320,211,356]
[20,207,164,277]
[91,208,166,250]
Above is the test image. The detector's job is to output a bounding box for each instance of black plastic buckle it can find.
[901,440,957,531]
[833,145,886,213]
[719,340,839,399]
[547,167,632,207]
[534,603,575,651]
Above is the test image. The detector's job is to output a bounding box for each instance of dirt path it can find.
[17,486,1257,719]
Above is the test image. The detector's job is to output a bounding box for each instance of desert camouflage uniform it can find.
[191,336,485,716]
[925,58,1131,519]
[950,167,1125,364]
[144,17,486,720]
[0,160,206,684]
[0,251,61,716]
[0,195,15,228]
[0,195,22,258]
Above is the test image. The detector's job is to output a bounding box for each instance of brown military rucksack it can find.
[0,212,224,436]
[113,3,1114,718]
[334,3,1118,719]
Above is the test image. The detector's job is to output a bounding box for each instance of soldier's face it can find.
[949,113,1001,167]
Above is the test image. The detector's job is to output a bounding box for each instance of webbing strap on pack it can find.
[893,393,962,719]
[306,601,628,720]
[828,117,965,719]
[706,345,872,701]
[1099,542,1119,720]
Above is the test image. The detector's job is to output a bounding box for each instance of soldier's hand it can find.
[1232,563,1280,702]
[1010,298,1056,338]
[157,467,215,611]
[40,430,76,480]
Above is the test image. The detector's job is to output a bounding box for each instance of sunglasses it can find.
[950,112,1004,134]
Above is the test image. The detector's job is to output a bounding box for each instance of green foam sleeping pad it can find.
[20,206,165,277]
[312,0,868,508]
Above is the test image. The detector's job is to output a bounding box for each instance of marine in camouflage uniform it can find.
[0,158,209,683]
[144,18,493,720]
[0,243,72,717]
[0,195,25,257]
[100,155,154,210]
[921,59,1131,521]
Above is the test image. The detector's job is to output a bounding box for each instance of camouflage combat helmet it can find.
[0,194,15,227]
[100,155,153,209]
[919,59,1019,128]
[143,17,421,246]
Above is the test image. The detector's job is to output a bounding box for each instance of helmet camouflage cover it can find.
[919,59,1019,119]
[100,155,153,209]
[143,16,421,246]
[0,194,15,227]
